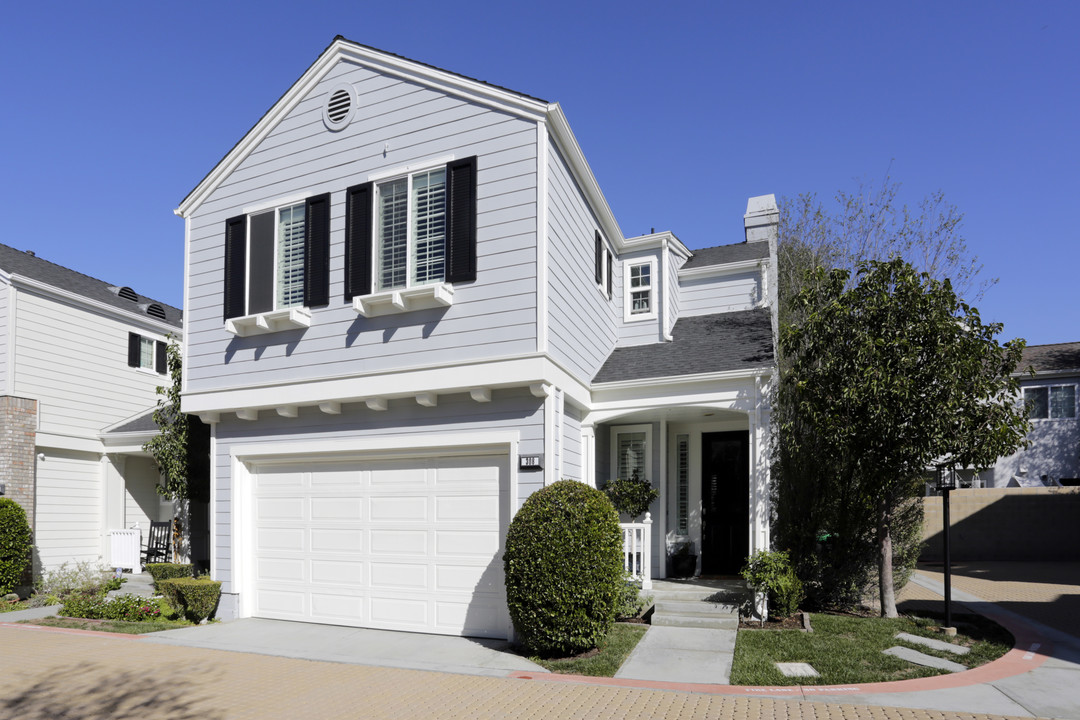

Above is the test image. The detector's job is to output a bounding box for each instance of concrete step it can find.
[655,599,741,616]
[652,613,739,630]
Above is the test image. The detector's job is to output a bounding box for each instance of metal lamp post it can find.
[936,466,958,631]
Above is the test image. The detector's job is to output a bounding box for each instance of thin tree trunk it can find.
[878,513,897,618]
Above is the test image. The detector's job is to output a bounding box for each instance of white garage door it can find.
[251,452,509,638]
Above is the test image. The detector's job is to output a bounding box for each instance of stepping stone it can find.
[895,632,970,655]
[884,646,967,672]
[776,662,819,677]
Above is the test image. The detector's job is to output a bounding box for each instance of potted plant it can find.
[602,469,659,520]
[669,539,697,578]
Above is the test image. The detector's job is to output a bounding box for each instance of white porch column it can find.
[581,424,596,488]
[101,454,127,565]
[749,376,771,554]
[657,416,667,577]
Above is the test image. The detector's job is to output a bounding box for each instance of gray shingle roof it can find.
[0,243,181,328]
[593,309,774,384]
[682,242,769,270]
[1021,342,1080,373]
[104,408,160,435]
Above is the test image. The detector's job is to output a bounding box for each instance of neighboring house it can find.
[0,243,182,576]
[176,37,777,639]
[983,342,1080,488]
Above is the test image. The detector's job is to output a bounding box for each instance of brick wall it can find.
[0,396,37,530]
[921,486,1080,561]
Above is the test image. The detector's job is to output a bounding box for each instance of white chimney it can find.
[744,194,779,244]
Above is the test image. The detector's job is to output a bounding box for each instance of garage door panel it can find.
[370,496,427,522]
[311,528,364,553]
[370,561,428,590]
[258,528,306,551]
[311,559,365,585]
[435,530,499,556]
[252,453,508,638]
[371,529,426,555]
[436,495,499,522]
[311,592,364,619]
[370,596,428,627]
[311,497,364,521]
[369,464,428,486]
[257,497,307,521]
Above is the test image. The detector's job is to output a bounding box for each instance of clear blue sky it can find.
[2,1,1076,344]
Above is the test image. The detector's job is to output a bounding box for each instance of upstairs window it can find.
[128,333,166,374]
[624,258,657,321]
[595,230,612,300]
[376,168,446,291]
[223,193,330,322]
[1025,385,1077,419]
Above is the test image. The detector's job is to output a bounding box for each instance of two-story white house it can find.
[0,243,182,576]
[177,37,777,639]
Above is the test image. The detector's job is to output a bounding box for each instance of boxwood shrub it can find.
[158,577,221,623]
[61,594,162,622]
[145,563,193,589]
[503,479,623,657]
[0,499,32,595]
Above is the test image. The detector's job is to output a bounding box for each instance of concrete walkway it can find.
[615,625,736,683]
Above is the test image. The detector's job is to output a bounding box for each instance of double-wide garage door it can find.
[252,452,509,638]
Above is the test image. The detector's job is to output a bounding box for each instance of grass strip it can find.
[529,623,648,677]
[18,616,195,634]
[730,612,1011,686]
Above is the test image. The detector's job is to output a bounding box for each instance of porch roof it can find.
[593,309,774,384]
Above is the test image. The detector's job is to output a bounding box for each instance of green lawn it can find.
[19,616,195,634]
[528,623,648,677]
[0,600,32,613]
[730,612,1012,685]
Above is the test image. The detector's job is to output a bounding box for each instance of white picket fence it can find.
[619,512,652,590]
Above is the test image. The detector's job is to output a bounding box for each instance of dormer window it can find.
[624,258,657,322]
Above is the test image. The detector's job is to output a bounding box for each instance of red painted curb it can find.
[509,602,1054,696]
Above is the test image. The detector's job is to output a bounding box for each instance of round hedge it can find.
[0,498,32,595]
[503,479,623,656]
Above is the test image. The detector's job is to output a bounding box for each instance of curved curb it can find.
[509,598,1053,697]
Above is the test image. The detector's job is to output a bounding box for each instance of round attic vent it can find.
[323,83,357,131]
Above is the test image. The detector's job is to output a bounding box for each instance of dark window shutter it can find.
[304,193,331,307]
[606,250,613,298]
[595,231,603,284]
[127,332,140,368]
[445,156,477,284]
[223,215,248,320]
[155,340,167,374]
[344,183,373,300]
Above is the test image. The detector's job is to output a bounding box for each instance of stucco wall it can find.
[921,486,1080,561]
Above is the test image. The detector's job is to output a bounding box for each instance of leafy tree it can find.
[777,176,994,333]
[773,258,1028,617]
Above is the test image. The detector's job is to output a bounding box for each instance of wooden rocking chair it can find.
[142,521,172,567]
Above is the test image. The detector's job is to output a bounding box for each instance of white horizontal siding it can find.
[666,249,681,337]
[545,138,618,383]
[186,60,539,393]
[36,450,104,572]
[562,402,582,482]
[13,289,169,439]
[124,456,168,532]
[617,249,661,347]
[0,280,9,392]
[210,387,545,593]
[679,271,761,317]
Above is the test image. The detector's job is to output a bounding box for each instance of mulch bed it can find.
[738,614,806,630]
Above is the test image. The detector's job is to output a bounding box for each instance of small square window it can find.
[1050,386,1076,419]
[1024,387,1048,419]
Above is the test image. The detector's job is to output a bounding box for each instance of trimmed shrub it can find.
[61,594,162,622]
[158,577,221,622]
[503,480,624,657]
[741,549,805,618]
[602,471,659,519]
[0,499,32,595]
[146,563,193,589]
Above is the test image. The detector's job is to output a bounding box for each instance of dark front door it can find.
[700,431,749,575]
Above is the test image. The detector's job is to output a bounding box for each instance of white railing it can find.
[620,512,652,590]
[109,528,141,571]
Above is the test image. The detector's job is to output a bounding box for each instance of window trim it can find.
[623,257,657,322]
[609,424,653,484]
[372,166,448,293]
[595,230,613,300]
[127,332,167,375]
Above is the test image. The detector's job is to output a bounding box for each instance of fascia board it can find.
[35,431,104,455]
[622,231,691,258]
[182,354,550,415]
[545,103,625,251]
[678,258,765,280]
[177,39,547,219]
[100,433,155,455]
[10,274,179,336]
[1016,369,1080,380]
[592,368,773,405]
